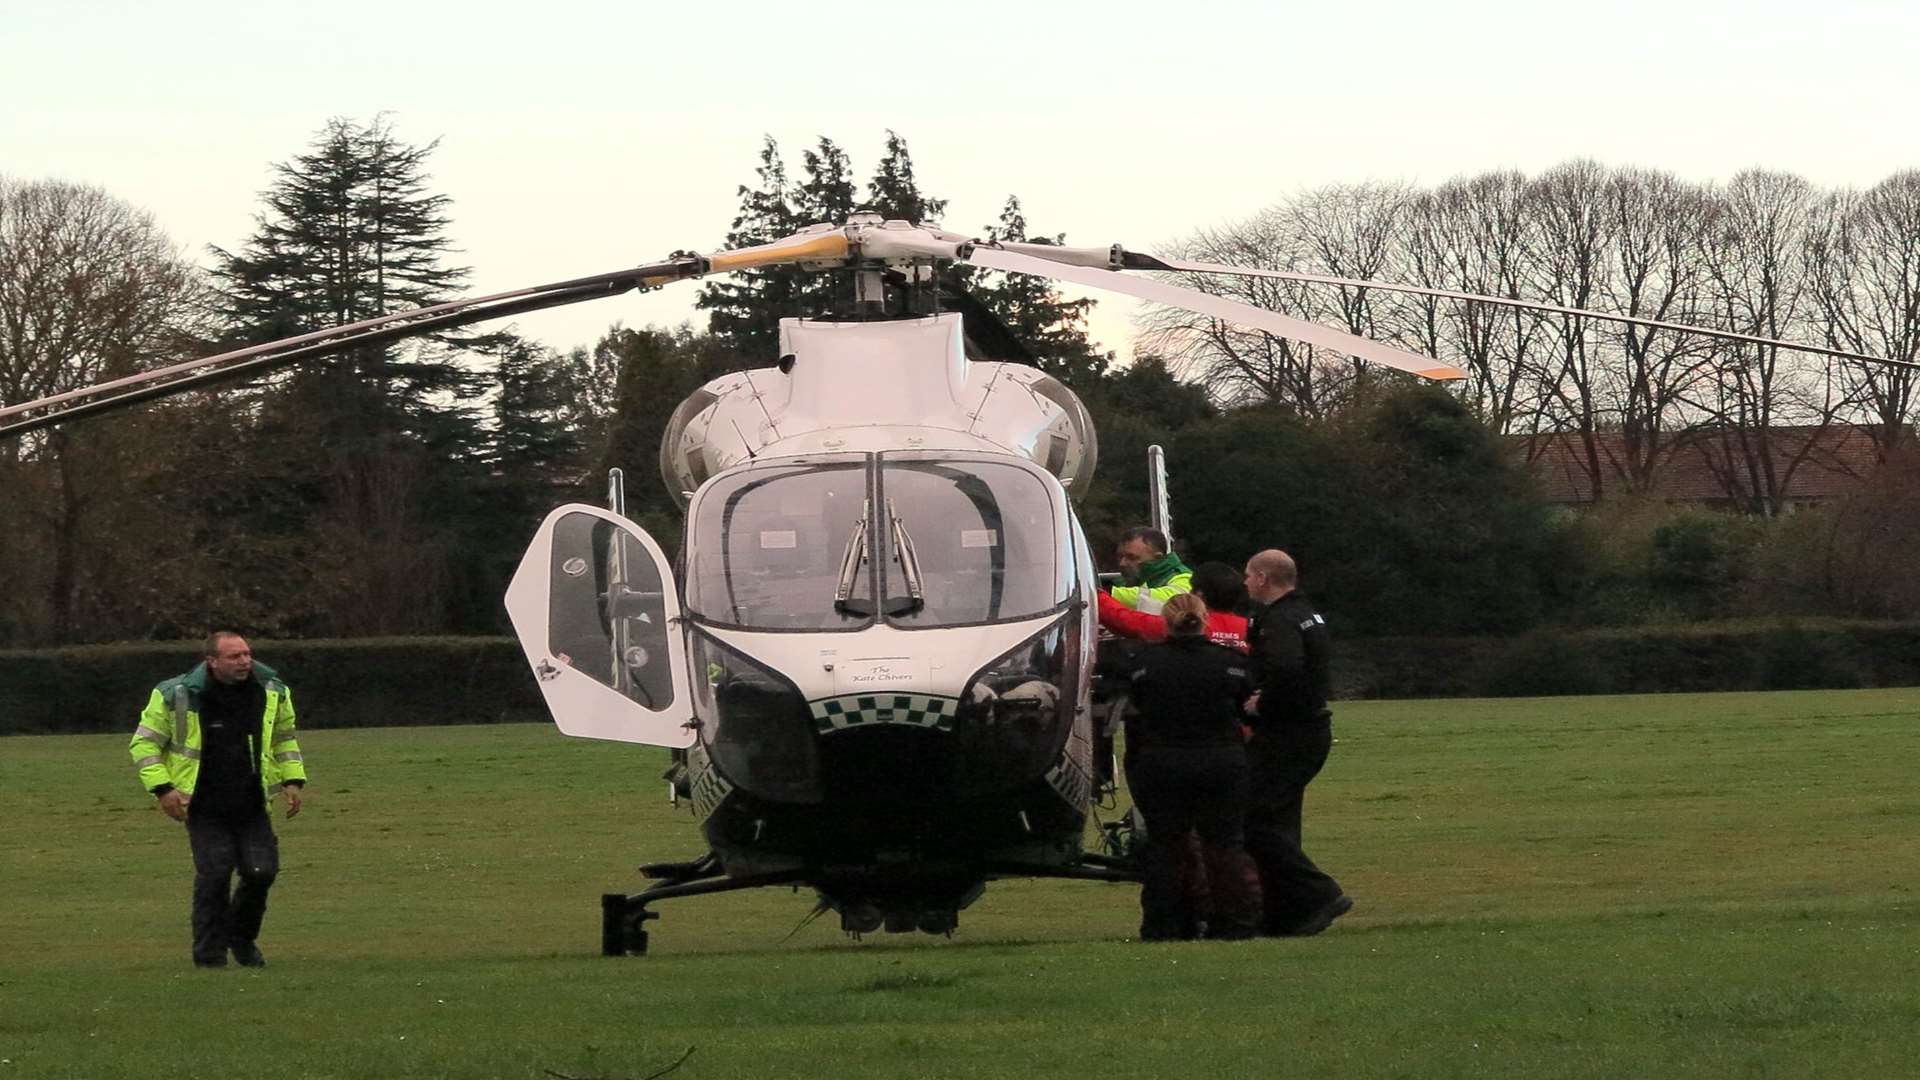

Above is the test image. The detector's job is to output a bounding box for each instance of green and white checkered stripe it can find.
[810,693,960,733]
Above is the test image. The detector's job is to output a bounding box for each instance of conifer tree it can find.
[795,137,857,225]
[591,325,720,545]
[699,135,883,362]
[211,115,482,437]
[865,131,947,225]
[699,135,1106,386]
[208,115,498,634]
[975,195,1111,387]
[696,136,804,363]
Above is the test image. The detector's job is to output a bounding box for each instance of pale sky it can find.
[8,0,1917,361]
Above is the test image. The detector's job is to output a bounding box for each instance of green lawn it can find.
[4,689,1918,1078]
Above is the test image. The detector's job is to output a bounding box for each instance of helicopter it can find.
[3,210,1908,954]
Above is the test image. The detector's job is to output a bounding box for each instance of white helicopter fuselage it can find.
[506,313,1105,891]
[660,313,1097,494]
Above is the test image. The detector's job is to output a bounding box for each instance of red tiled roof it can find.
[1513,424,1895,505]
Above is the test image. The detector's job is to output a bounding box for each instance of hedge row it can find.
[1336,620,1920,700]
[0,637,544,736]
[4,623,1917,737]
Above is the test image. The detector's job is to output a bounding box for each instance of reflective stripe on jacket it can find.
[1109,552,1194,614]
[129,661,306,798]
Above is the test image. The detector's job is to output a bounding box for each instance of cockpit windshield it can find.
[684,460,874,631]
[878,458,1065,627]
[684,454,1067,632]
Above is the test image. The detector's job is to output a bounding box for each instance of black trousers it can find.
[1129,744,1262,940]
[1245,721,1343,933]
[186,811,279,962]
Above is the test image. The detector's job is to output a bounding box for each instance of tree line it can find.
[1145,163,1920,515]
[2,122,1916,648]
[0,121,1137,646]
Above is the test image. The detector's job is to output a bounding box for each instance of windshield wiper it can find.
[885,497,926,615]
[833,498,871,614]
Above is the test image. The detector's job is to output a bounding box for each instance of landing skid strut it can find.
[599,852,1138,955]
[602,864,810,955]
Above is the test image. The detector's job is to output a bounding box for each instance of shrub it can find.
[1336,619,1920,699]
[0,637,545,736]
[1648,511,1760,620]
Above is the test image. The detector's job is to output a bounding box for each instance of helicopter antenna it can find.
[729,419,758,461]
[1147,445,1172,541]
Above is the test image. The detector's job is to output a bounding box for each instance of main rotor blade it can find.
[0,257,703,438]
[0,227,864,438]
[963,247,1467,381]
[708,228,851,272]
[1153,259,1918,372]
[0,280,643,438]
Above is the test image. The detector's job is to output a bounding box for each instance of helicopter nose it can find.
[818,725,953,804]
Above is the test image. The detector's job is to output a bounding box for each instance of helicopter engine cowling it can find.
[659,314,1097,504]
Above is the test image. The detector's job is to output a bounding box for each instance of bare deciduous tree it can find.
[1694,171,1847,514]
[1140,211,1350,416]
[1142,161,1916,513]
[1520,161,1619,497]
[1807,172,1920,456]
[0,178,206,641]
[1401,172,1553,435]
[1592,167,1715,492]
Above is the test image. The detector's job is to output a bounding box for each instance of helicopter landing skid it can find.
[985,855,1142,885]
[602,867,810,956]
[638,851,722,882]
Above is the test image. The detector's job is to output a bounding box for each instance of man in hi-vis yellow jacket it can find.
[130,632,307,968]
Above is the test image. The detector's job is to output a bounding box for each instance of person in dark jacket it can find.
[1125,593,1263,941]
[130,632,306,967]
[1242,549,1351,937]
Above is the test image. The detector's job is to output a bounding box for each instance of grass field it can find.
[4,688,1919,1079]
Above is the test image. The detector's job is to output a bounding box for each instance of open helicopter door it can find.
[504,504,695,748]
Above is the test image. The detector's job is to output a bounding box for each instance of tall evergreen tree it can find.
[794,137,857,225]
[976,195,1111,387]
[1084,353,1216,430]
[697,136,803,363]
[698,135,876,363]
[211,115,483,437]
[786,138,861,324]
[865,131,947,224]
[700,136,1106,387]
[207,115,497,635]
[592,325,724,547]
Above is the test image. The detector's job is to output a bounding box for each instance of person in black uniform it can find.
[1125,592,1263,941]
[1242,549,1352,936]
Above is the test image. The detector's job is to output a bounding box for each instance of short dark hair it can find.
[204,630,245,658]
[1119,526,1168,554]
[1191,562,1246,612]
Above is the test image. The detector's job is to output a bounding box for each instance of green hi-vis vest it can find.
[129,661,306,799]
[1110,552,1194,615]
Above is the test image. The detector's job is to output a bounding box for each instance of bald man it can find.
[1241,549,1350,936]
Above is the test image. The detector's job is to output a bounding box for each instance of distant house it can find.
[1515,424,1891,509]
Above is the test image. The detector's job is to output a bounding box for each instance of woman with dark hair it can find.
[1125,592,1262,940]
